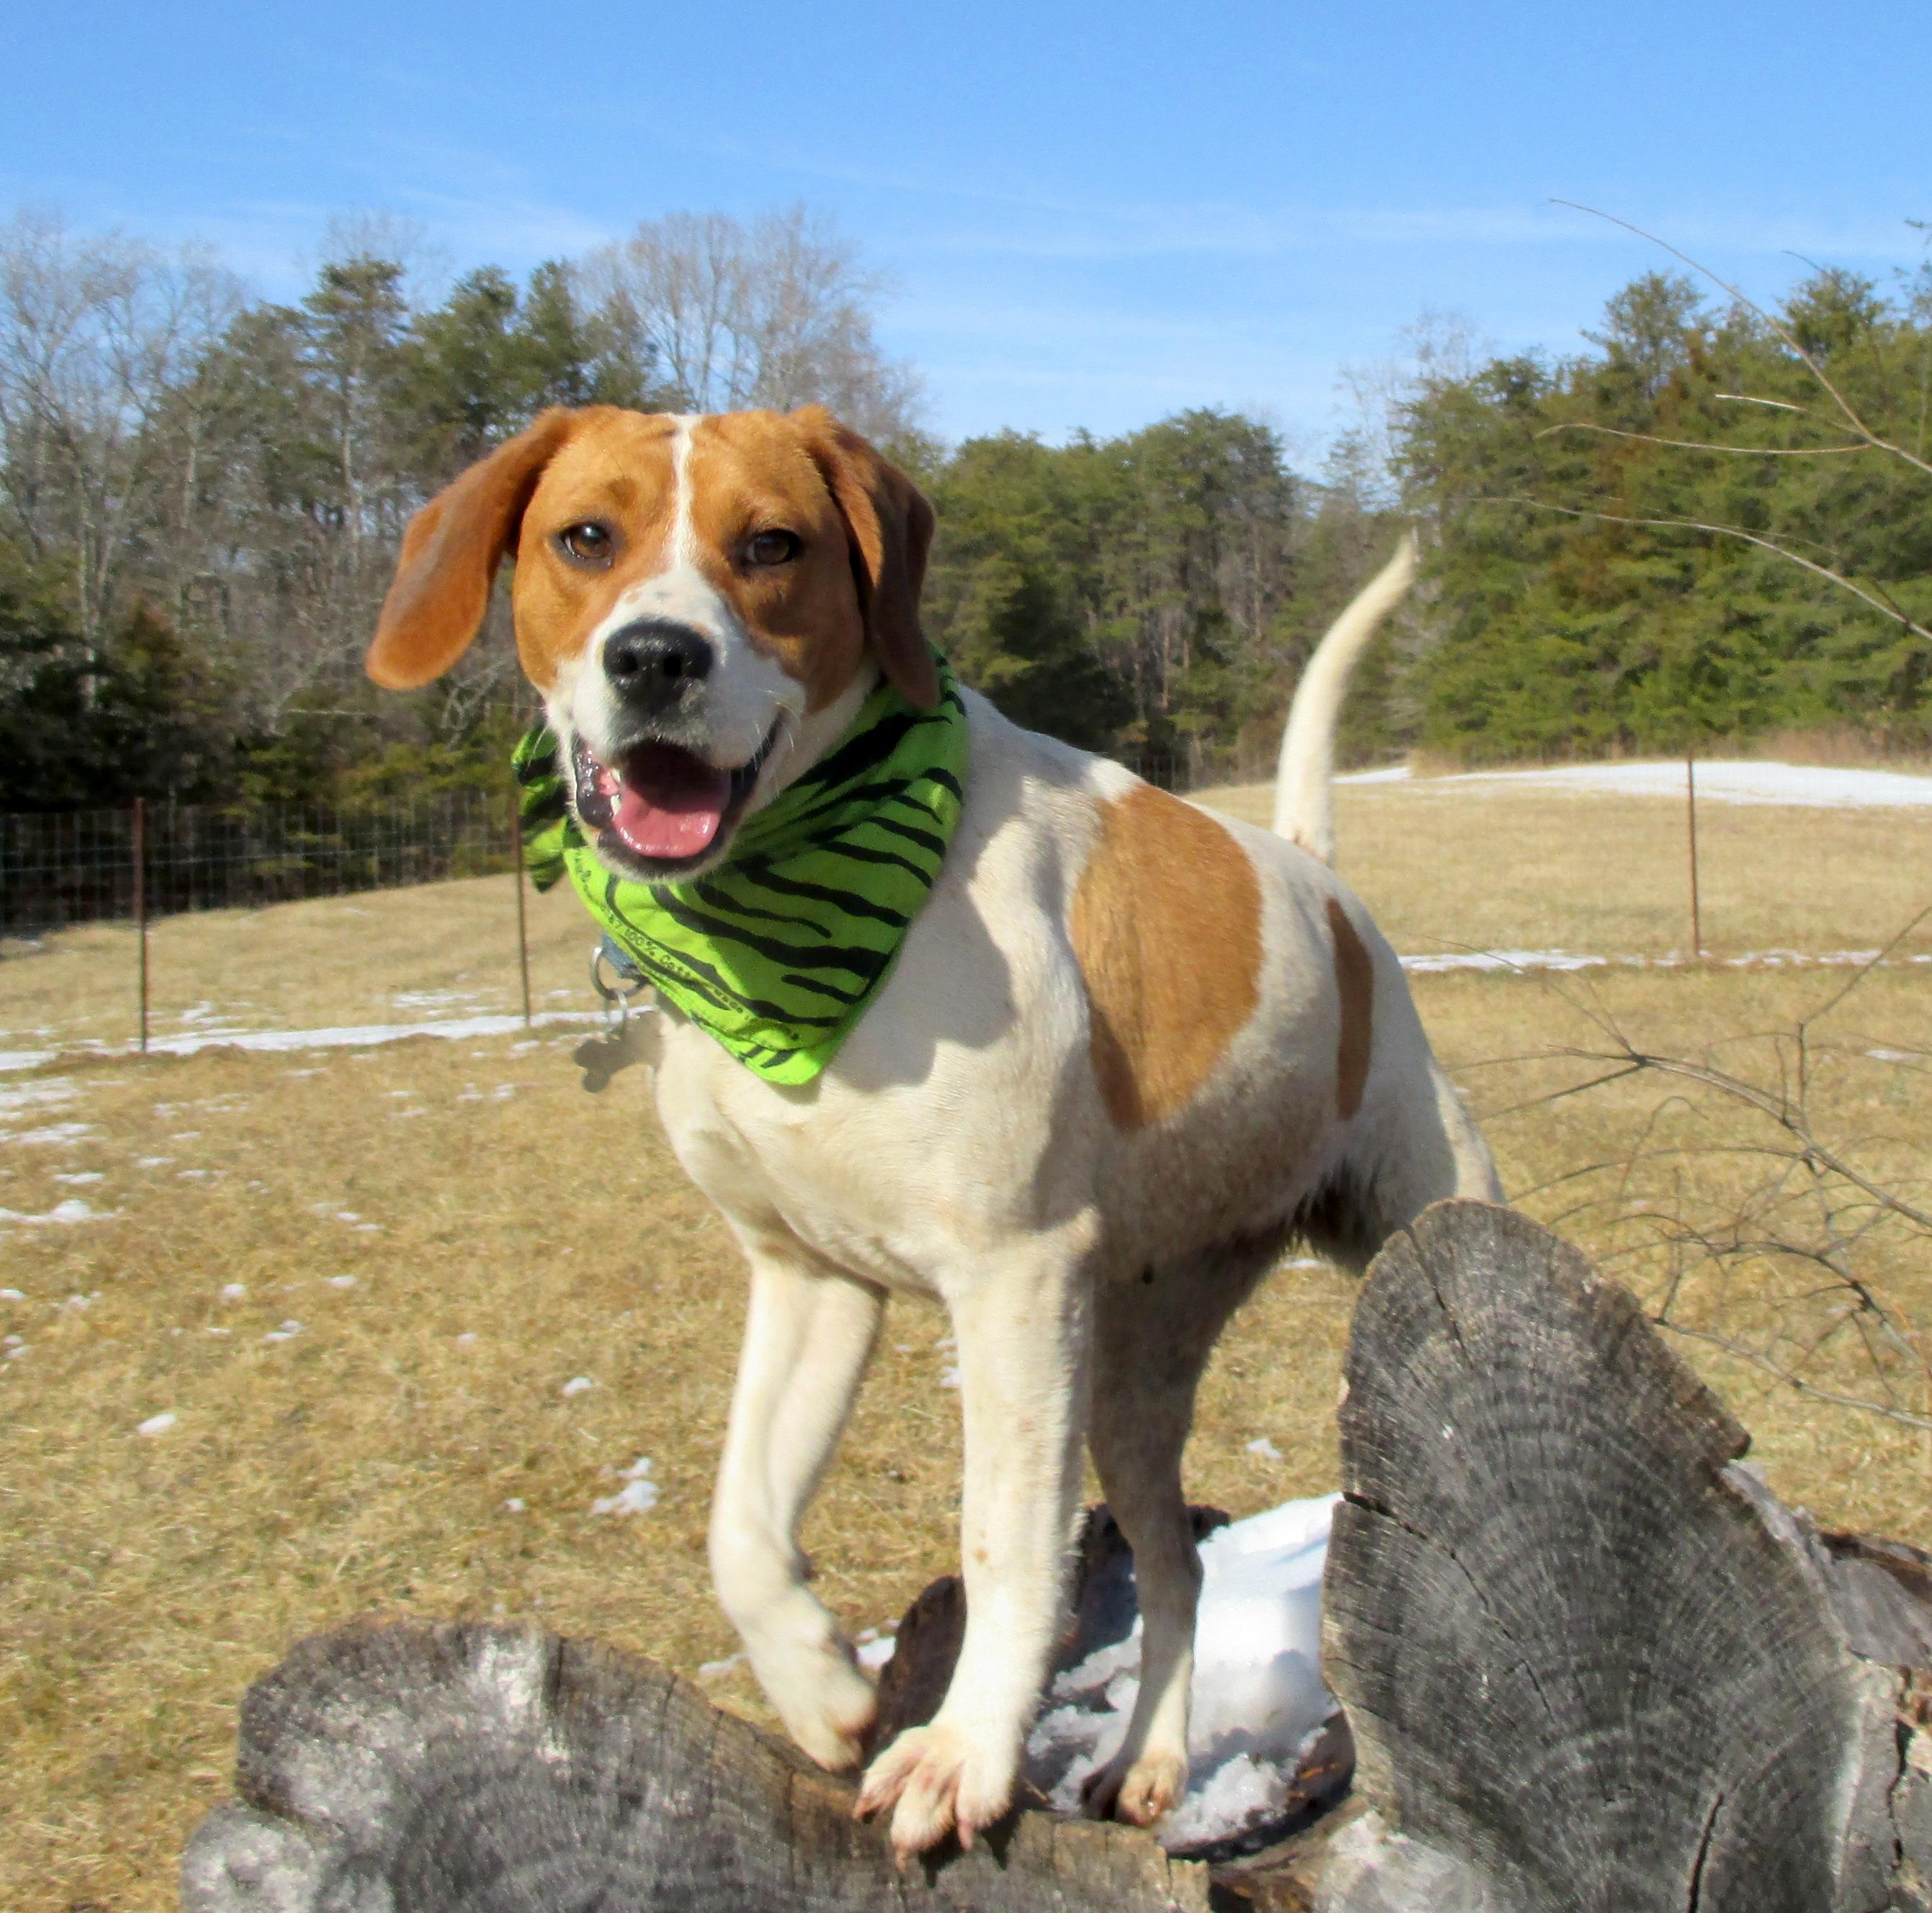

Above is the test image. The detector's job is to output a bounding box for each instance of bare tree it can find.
[576,205,922,443]
[0,209,241,657]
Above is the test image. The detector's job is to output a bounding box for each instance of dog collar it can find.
[513,662,969,1085]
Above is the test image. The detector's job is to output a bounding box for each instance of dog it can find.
[366,404,1501,1859]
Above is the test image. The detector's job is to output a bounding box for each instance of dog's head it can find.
[367,406,936,881]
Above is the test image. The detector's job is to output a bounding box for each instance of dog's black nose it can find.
[603,620,714,709]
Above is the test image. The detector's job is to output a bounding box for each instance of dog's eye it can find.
[557,522,615,565]
[746,529,801,567]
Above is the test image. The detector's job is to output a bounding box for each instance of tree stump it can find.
[180,1621,1211,1912]
[1308,1199,1932,1913]
[183,1201,1932,1911]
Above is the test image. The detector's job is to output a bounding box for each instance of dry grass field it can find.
[2,773,1928,1909]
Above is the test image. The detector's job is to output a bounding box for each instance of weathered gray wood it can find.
[180,1619,1212,1913]
[182,1199,1932,1912]
[1314,1198,1932,1913]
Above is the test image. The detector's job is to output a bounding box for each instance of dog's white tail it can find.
[1271,532,1419,863]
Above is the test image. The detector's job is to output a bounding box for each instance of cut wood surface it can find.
[181,1621,1212,1913]
[182,1202,1932,1912]
[1316,1199,1932,1913]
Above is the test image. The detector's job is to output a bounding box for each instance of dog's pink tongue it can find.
[610,745,731,861]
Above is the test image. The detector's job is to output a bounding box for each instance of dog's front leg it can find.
[857,1233,1093,1859]
[709,1230,886,1772]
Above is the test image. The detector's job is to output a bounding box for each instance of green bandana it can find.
[513,662,969,1085]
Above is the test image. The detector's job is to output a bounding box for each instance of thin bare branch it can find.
[1534,420,1872,457]
[1550,199,1932,481]
[1476,496,1932,646]
[1654,1320,1931,1431]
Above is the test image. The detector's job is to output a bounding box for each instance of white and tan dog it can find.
[367,405,1501,1859]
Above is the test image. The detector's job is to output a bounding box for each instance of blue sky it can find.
[8,1,1928,449]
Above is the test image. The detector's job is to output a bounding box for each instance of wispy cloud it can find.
[908,199,1928,266]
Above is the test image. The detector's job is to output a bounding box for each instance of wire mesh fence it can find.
[1,792,517,937]
[0,748,1240,941]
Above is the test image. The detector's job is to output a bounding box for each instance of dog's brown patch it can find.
[1071,783,1262,1130]
[685,415,868,714]
[1327,897,1373,1119]
[510,411,680,690]
[368,405,935,716]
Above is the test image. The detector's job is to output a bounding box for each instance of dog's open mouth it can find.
[570,722,781,871]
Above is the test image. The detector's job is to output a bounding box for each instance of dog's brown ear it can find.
[794,406,939,711]
[367,410,580,690]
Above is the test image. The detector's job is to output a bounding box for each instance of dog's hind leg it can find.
[709,1229,886,1772]
[1080,1238,1277,1827]
[1300,1055,1504,1272]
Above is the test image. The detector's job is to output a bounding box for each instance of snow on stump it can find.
[181,1202,1932,1911]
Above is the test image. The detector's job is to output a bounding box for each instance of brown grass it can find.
[1,780,1928,1909]
[1204,777,1932,957]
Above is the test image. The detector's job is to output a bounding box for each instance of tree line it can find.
[1,203,1926,814]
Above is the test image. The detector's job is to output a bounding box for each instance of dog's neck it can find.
[756,662,881,813]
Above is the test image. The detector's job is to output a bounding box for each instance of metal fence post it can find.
[133,796,150,1053]
[1686,744,1702,960]
[510,785,532,1028]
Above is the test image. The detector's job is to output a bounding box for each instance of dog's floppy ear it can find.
[794,406,939,711]
[367,409,580,690]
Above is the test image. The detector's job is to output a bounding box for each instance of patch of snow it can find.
[1401,948,1607,975]
[456,1331,477,1346]
[503,1497,527,1514]
[1022,1493,1339,1852]
[591,1456,660,1517]
[53,1171,104,1184]
[392,989,482,1012]
[0,1009,604,1075]
[138,1411,177,1436]
[1246,1436,1284,1462]
[261,1320,304,1343]
[0,1078,78,1119]
[7,1122,96,1146]
[6,1343,27,1359]
[1400,945,1932,976]
[328,1274,358,1289]
[220,1283,247,1300]
[0,1287,24,1300]
[1334,763,1413,785]
[697,1652,746,1678]
[855,1626,899,1671]
[0,1198,108,1225]
[136,1156,171,1169]
[1424,757,1932,809]
[561,1374,595,1397]
[939,1364,961,1389]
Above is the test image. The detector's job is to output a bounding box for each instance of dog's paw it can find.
[854,1721,1017,1860]
[755,1637,877,1773]
[1081,1743,1187,1828]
